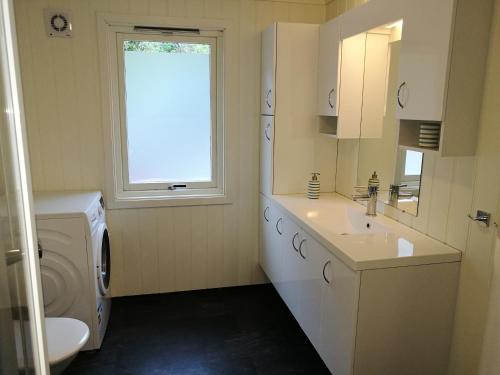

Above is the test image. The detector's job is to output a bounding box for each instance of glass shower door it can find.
[0,0,48,373]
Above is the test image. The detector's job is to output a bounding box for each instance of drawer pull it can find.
[323,260,331,284]
[264,206,270,222]
[266,89,272,108]
[328,88,335,109]
[298,239,306,259]
[276,217,283,235]
[264,122,271,141]
[397,81,407,108]
[292,232,299,252]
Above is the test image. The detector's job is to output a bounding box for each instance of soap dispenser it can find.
[307,173,320,199]
[368,171,379,189]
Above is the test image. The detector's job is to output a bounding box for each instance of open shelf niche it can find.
[318,115,339,138]
[398,119,441,152]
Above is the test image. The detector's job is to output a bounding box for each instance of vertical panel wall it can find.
[15,0,326,297]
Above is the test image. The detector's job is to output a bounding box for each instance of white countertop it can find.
[271,193,461,271]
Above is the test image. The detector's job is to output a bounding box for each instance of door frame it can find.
[0,0,48,373]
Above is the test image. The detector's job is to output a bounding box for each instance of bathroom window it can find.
[118,33,221,193]
[98,15,230,208]
[403,150,423,179]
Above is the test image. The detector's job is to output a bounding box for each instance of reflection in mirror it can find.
[388,148,423,215]
[357,37,400,204]
[355,22,424,217]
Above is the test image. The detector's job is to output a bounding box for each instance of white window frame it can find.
[399,149,423,182]
[98,14,233,209]
[117,33,221,192]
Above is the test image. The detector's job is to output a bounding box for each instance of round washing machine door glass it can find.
[96,223,111,296]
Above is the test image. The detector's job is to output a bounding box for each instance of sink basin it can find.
[303,204,392,235]
[343,208,392,235]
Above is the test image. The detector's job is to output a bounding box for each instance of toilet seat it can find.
[45,317,90,364]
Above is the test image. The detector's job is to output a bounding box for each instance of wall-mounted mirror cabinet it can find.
[326,0,492,217]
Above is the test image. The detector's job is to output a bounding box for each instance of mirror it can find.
[354,22,423,216]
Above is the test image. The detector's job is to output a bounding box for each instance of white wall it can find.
[15,0,325,296]
[451,2,500,372]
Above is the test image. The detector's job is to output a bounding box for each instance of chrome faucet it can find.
[353,172,379,216]
[388,184,413,207]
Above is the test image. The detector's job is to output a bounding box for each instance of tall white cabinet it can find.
[259,22,336,196]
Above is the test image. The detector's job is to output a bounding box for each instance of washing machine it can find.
[34,191,111,350]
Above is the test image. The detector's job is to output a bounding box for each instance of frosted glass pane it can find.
[404,150,423,176]
[123,41,212,184]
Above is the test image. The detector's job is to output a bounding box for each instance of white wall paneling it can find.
[15,0,326,296]
[450,1,500,372]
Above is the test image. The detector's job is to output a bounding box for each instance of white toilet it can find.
[45,317,89,374]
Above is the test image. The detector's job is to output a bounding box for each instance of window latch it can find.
[167,184,187,191]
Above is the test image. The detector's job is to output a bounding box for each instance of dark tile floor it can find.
[65,284,330,375]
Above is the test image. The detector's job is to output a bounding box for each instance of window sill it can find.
[106,192,232,209]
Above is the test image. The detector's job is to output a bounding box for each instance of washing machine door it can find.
[96,223,111,296]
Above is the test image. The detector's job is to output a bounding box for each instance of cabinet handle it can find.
[264,122,271,141]
[264,206,270,222]
[292,232,299,252]
[323,260,331,284]
[38,240,43,259]
[276,217,283,235]
[298,239,306,259]
[266,89,272,108]
[328,88,335,109]
[397,81,407,108]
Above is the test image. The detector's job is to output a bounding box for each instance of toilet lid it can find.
[45,317,90,364]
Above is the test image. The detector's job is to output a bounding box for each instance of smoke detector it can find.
[44,9,73,38]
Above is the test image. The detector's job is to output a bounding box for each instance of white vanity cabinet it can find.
[317,17,342,117]
[319,249,359,375]
[259,194,272,278]
[280,216,301,318]
[283,218,325,351]
[260,196,460,375]
[294,230,331,353]
[260,205,361,374]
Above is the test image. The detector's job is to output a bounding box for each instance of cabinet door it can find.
[337,33,366,139]
[260,116,274,196]
[261,23,276,115]
[317,18,342,116]
[396,0,454,121]
[269,202,285,295]
[295,231,324,352]
[360,33,390,139]
[281,216,302,319]
[319,251,360,375]
[259,194,272,278]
